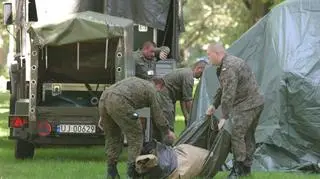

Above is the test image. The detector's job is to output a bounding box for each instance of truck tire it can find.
[15,139,35,159]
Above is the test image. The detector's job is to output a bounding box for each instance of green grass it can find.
[0,92,319,178]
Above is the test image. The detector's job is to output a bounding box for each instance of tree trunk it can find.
[250,0,273,25]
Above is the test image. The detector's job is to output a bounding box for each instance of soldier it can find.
[98,77,176,179]
[134,41,170,80]
[205,43,264,178]
[158,60,208,132]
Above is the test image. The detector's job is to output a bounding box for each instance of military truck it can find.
[3,0,183,159]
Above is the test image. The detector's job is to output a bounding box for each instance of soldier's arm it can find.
[154,46,170,61]
[212,87,222,109]
[180,74,194,123]
[182,74,194,101]
[180,100,192,125]
[149,89,171,133]
[220,68,238,119]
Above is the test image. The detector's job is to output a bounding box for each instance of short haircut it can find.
[151,76,164,85]
[142,41,156,49]
[192,60,208,69]
[207,42,225,53]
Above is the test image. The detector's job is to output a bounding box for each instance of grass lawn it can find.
[0,92,318,178]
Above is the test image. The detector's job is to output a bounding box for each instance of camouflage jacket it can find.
[161,68,194,103]
[101,77,169,131]
[134,46,170,80]
[212,54,264,118]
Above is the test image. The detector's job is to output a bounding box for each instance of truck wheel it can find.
[15,139,35,159]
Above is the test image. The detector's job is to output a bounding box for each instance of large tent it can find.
[187,0,320,173]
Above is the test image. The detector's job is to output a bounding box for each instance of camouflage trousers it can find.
[231,104,264,167]
[98,92,143,165]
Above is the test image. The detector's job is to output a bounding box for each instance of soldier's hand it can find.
[206,105,216,116]
[98,117,104,131]
[159,51,168,60]
[218,118,226,130]
[163,130,176,145]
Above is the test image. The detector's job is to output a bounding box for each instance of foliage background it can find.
[0,0,9,76]
[179,0,284,65]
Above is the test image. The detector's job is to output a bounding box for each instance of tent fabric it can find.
[175,114,232,178]
[175,115,219,150]
[105,0,184,31]
[106,0,169,30]
[28,11,133,46]
[200,119,232,178]
[188,0,320,172]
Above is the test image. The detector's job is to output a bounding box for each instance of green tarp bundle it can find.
[188,0,320,173]
[28,11,133,46]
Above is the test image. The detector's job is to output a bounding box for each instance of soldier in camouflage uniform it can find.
[98,77,176,179]
[157,60,208,132]
[206,43,264,178]
[134,41,171,80]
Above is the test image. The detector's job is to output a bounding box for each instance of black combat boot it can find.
[107,164,120,179]
[243,165,251,176]
[228,161,246,179]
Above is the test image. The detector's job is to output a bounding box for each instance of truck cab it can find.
[3,0,182,159]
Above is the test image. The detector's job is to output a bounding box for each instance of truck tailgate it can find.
[36,107,102,135]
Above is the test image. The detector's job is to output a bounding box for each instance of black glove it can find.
[141,140,157,155]
[127,162,141,178]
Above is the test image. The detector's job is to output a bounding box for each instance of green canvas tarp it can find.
[187,0,320,173]
[28,11,133,46]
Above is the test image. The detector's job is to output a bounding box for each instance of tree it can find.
[243,0,284,25]
[0,0,9,77]
[179,0,284,62]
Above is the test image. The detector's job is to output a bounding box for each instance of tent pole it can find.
[153,28,157,44]
[105,39,109,69]
[45,46,48,69]
[77,42,80,70]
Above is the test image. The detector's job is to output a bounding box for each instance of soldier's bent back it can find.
[100,77,168,128]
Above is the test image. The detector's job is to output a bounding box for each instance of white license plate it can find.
[57,124,96,134]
